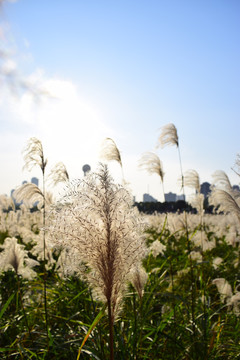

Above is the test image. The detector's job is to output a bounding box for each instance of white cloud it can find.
[1,58,17,74]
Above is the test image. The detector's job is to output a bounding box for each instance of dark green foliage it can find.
[134,200,216,215]
[134,200,193,214]
[1,220,240,360]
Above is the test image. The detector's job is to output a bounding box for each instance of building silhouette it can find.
[165,192,176,202]
[31,177,39,186]
[200,182,211,199]
[143,193,157,202]
[176,194,186,201]
[233,185,240,192]
[164,192,186,202]
[82,164,91,176]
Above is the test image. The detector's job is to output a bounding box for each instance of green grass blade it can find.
[0,293,15,319]
[76,303,107,360]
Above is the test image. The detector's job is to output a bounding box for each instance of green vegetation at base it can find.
[1,212,240,359]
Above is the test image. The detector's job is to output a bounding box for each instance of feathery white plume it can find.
[150,240,166,258]
[128,266,148,299]
[0,237,39,279]
[13,183,44,207]
[227,292,240,316]
[157,123,179,148]
[212,278,233,303]
[0,194,15,211]
[48,164,147,320]
[99,138,122,167]
[48,162,69,187]
[138,152,164,182]
[209,188,240,221]
[209,169,240,221]
[188,193,204,215]
[212,170,233,193]
[184,169,201,193]
[22,137,47,173]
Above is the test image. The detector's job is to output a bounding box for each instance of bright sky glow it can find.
[0,0,239,202]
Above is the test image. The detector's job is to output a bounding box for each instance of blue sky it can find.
[0,0,239,202]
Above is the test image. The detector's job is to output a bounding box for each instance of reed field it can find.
[0,1,239,358]
[0,132,240,360]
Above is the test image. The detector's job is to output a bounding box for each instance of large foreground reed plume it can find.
[49,164,147,359]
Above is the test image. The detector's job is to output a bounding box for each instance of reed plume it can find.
[0,237,39,279]
[99,137,126,185]
[212,170,234,193]
[157,123,179,148]
[48,162,69,187]
[184,169,204,215]
[0,237,39,354]
[212,278,233,303]
[209,188,240,222]
[157,124,197,353]
[138,152,165,201]
[184,169,200,193]
[23,137,47,174]
[22,136,49,347]
[156,123,184,192]
[210,170,240,222]
[100,137,122,166]
[49,164,147,359]
[129,265,148,300]
[13,183,44,208]
[184,168,207,351]
[0,194,15,211]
